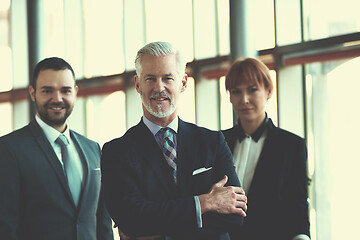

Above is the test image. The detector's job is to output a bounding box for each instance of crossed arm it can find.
[101,132,247,239]
[111,175,247,240]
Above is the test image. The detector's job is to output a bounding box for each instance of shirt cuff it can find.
[292,234,310,240]
[194,196,203,228]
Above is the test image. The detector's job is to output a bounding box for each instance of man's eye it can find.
[63,89,72,93]
[230,90,240,94]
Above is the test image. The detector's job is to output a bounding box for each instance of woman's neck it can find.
[239,114,266,135]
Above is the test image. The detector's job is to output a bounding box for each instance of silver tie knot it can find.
[56,134,69,147]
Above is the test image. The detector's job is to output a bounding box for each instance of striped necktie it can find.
[158,127,177,181]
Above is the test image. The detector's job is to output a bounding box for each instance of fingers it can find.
[233,204,247,217]
[235,197,247,211]
[206,176,248,216]
[230,186,248,215]
[235,189,247,202]
[230,186,245,195]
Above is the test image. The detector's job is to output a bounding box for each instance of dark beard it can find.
[37,102,72,127]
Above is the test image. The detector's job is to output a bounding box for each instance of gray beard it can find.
[142,96,176,118]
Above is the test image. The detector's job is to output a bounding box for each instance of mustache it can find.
[46,102,67,108]
[151,92,171,100]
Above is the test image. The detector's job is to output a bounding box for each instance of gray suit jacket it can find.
[0,121,113,240]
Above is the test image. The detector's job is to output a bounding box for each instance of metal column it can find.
[27,0,43,120]
[229,0,257,61]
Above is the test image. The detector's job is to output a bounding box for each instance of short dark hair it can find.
[31,57,75,89]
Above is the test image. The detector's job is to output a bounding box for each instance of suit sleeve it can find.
[0,140,20,240]
[96,186,115,240]
[94,142,114,240]
[198,131,244,234]
[287,138,311,238]
[101,141,198,238]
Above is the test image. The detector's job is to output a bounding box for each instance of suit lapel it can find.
[176,120,196,195]
[223,126,238,154]
[29,121,74,206]
[137,121,176,195]
[247,120,278,197]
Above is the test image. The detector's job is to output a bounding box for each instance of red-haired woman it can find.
[222,58,310,240]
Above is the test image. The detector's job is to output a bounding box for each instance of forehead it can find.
[140,54,178,75]
[36,69,75,88]
[232,80,261,89]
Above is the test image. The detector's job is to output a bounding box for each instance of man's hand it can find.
[198,175,247,216]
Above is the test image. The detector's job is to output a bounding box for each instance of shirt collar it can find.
[142,115,178,136]
[237,114,269,143]
[35,114,71,144]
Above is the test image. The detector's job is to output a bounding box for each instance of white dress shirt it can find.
[232,131,267,194]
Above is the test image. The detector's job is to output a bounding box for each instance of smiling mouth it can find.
[49,106,65,112]
[151,97,169,101]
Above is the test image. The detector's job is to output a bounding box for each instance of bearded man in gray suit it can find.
[0,57,113,240]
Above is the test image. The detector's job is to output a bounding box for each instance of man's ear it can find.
[134,75,141,93]
[29,86,36,102]
[75,85,79,95]
[180,74,188,93]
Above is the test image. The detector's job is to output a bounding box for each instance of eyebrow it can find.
[144,73,174,77]
[39,86,73,90]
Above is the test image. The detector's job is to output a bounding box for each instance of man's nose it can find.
[154,79,165,92]
[52,91,63,102]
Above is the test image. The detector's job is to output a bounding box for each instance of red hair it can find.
[225,58,273,92]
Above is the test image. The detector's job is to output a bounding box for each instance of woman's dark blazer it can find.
[222,119,310,240]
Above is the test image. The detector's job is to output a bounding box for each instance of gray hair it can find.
[134,41,186,77]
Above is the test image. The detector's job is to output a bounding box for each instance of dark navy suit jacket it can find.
[101,118,243,240]
[0,121,113,240]
[222,119,310,240]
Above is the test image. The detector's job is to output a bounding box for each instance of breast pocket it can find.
[88,168,101,195]
[192,168,213,194]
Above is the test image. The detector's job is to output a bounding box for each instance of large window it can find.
[303,0,360,40]
[305,56,360,240]
[0,0,11,92]
[83,0,124,77]
[0,102,12,136]
[86,91,127,147]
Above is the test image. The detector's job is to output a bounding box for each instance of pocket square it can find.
[93,168,101,171]
[192,167,212,175]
